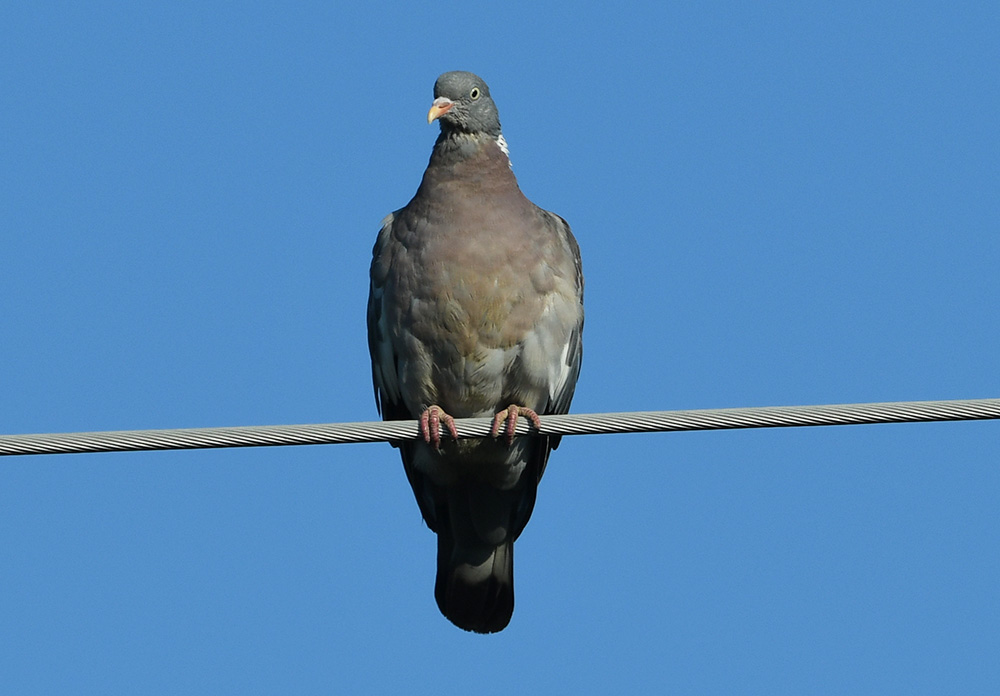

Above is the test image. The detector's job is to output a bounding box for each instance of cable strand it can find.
[2,398,998,457]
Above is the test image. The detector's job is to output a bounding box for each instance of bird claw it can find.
[491,404,542,445]
[420,405,458,449]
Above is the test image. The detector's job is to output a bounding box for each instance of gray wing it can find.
[537,209,584,447]
[366,211,410,423]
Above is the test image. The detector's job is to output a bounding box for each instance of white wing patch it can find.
[517,290,580,408]
[549,340,574,403]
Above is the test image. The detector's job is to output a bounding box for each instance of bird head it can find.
[427,71,502,137]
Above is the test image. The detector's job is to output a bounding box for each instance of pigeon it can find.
[367,71,584,633]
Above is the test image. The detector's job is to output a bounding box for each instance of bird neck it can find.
[432,130,512,170]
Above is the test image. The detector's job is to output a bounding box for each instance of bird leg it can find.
[491,404,542,445]
[420,405,459,449]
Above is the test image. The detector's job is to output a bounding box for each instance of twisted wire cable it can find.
[2,398,998,457]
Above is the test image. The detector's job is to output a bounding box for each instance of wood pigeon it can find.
[367,71,584,633]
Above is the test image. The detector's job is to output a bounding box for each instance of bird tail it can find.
[422,456,544,634]
[434,526,515,634]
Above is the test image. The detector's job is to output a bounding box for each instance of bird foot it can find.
[491,404,542,445]
[420,405,458,449]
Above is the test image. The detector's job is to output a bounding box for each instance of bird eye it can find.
[470,87,481,100]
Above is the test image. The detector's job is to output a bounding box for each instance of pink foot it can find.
[491,404,542,445]
[419,405,458,449]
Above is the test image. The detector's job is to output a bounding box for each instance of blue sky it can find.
[2,1,998,693]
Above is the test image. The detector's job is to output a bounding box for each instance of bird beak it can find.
[427,97,454,124]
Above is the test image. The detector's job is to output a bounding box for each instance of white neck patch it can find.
[496,133,512,168]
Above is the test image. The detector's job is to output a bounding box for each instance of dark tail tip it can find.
[435,540,514,634]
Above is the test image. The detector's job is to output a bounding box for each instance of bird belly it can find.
[397,276,551,416]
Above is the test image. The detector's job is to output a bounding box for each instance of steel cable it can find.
[2,398,998,457]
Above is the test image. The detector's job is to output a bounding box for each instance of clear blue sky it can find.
[2,2,998,693]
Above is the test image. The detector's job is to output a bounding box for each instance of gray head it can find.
[427,71,501,137]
